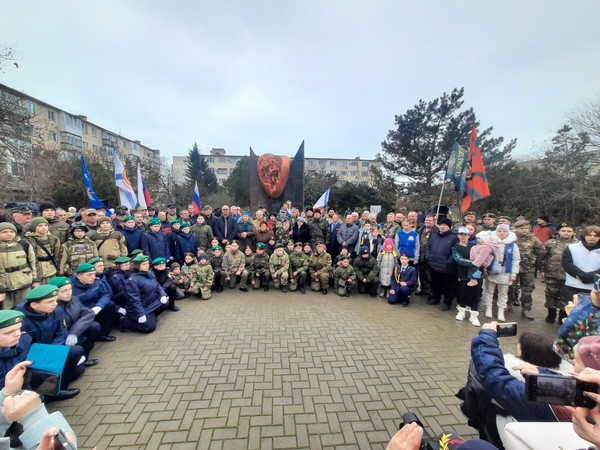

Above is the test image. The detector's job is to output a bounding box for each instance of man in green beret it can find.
[16,285,83,400]
[481,213,496,232]
[0,310,32,390]
[72,264,118,342]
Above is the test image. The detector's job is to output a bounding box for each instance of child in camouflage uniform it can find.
[289,242,308,294]
[189,252,214,300]
[209,246,226,293]
[251,242,270,291]
[168,262,190,297]
[59,224,98,276]
[0,222,37,308]
[334,256,356,297]
[269,244,290,292]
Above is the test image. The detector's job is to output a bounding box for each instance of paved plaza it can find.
[56,282,558,449]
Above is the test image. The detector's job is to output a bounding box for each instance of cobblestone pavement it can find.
[55,281,558,449]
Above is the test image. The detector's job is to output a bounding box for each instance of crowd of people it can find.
[0,199,598,448]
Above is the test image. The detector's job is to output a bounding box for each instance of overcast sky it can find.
[1,1,599,163]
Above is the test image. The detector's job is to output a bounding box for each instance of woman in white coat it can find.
[481,224,520,321]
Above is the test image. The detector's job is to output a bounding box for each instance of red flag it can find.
[461,125,490,212]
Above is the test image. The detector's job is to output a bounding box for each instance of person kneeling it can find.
[121,255,168,333]
[387,254,417,307]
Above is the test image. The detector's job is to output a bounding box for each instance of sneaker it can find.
[439,303,450,311]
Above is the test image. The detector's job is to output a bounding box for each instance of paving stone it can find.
[55,281,555,448]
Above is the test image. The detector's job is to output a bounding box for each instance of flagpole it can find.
[435,181,447,224]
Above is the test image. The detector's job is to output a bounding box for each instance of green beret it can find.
[132,255,150,264]
[0,310,24,328]
[498,216,512,223]
[180,222,191,228]
[48,276,71,288]
[256,242,267,249]
[482,213,496,219]
[557,222,574,230]
[76,263,96,273]
[129,249,143,257]
[513,220,530,228]
[87,257,103,265]
[170,218,181,224]
[25,284,59,302]
[152,257,167,266]
[212,245,223,251]
[123,215,135,222]
[0,222,17,232]
[30,217,49,229]
[114,256,131,264]
[148,218,161,226]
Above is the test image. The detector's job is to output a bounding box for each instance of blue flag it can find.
[445,142,468,193]
[81,156,108,209]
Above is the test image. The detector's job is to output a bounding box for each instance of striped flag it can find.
[114,152,137,210]
[313,187,330,210]
[461,125,491,212]
[137,164,152,208]
[192,182,202,214]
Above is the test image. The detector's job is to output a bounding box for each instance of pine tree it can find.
[185,143,218,192]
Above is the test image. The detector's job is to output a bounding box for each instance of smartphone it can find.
[594,273,599,292]
[55,429,75,450]
[525,373,598,408]
[23,368,60,396]
[496,322,517,337]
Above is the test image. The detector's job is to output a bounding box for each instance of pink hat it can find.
[384,238,394,249]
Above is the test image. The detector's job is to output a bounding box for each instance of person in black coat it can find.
[327,215,342,261]
[49,276,100,365]
[151,257,181,311]
[104,256,131,309]
[121,255,168,333]
[387,254,417,306]
[425,218,458,311]
[292,217,311,246]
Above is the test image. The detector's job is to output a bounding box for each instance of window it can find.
[320,170,326,175]
[48,131,57,141]
[362,171,369,177]
[83,141,89,150]
[216,168,227,174]
[329,170,336,175]
[208,157,214,163]
[11,162,24,176]
[340,171,348,176]
[82,124,88,134]
[349,161,358,166]
[340,161,347,167]
[329,160,337,166]
[219,157,226,163]
[362,161,369,167]
[27,102,36,114]
[93,144,98,151]
[351,171,359,177]
[47,111,55,121]
[92,128,97,137]
[122,141,128,149]
[319,160,326,166]
[308,160,315,166]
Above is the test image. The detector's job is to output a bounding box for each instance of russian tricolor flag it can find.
[137,164,152,208]
[192,182,202,214]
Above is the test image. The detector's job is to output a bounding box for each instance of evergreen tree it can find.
[222,156,250,206]
[185,143,218,193]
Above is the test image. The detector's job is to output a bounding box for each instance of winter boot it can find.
[485,305,493,319]
[469,311,481,327]
[455,306,467,321]
[545,308,557,323]
[558,309,567,324]
[497,307,506,322]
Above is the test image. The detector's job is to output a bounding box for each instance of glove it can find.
[91,306,102,315]
[118,307,126,315]
[160,296,168,304]
[65,334,77,346]
[472,269,482,279]
[138,315,147,324]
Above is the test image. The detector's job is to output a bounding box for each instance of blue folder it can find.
[26,343,70,395]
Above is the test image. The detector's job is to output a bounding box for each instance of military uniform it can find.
[59,236,98,276]
[222,249,248,289]
[90,230,128,268]
[189,262,214,300]
[334,264,356,296]
[380,222,400,240]
[209,253,226,292]
[353,255,380,296]
[251,252,271,290]
[540,235,578,318]
[46,218,70,245]
[269,250,290,290]
[511,232,544,317]
[308,218,330,246]
[25,231,60,284]
[0,236,37,309]
[274,216,292,245]
[309,250,332,293]
[288,251,309,293]
[190,223,214,251]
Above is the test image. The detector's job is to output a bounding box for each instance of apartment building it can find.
[0,83,160,176]
[172,148,381,185]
